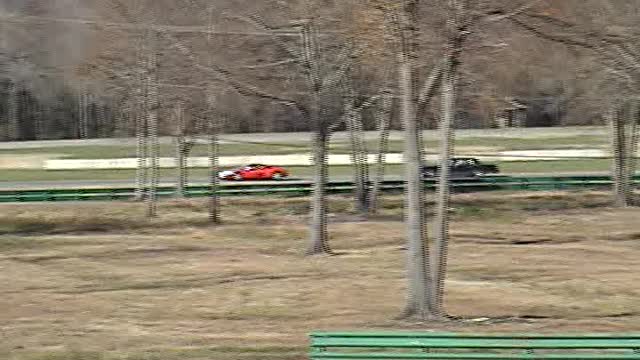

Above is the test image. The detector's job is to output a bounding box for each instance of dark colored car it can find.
[421,157,499,179]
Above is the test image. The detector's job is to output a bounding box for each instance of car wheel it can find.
[271,172,285,180]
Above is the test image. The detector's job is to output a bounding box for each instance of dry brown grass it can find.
[1,191,640,360]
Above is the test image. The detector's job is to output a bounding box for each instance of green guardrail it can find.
[0,175,638,203]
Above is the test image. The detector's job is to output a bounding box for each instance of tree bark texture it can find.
[432,41,459,317]
[174,103,188,199]
[398,37,434,319]
[307,130,331,255]
[345,97,371,215]
[208,95,221,224]
[370,90,394,214]
[145,30,160,218]
[302,21,332,255]
[610,106,631,208]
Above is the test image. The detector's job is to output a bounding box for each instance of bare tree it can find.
[507,1,640,206]
[391,0,436,319]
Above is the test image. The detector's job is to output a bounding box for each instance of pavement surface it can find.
[0,126,608,150]
[0,177,317,190]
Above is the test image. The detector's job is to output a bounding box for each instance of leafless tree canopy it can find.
[1,0,639,140]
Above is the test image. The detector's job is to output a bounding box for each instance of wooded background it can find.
[1,0,636,140]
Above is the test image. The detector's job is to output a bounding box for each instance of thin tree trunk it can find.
[34,97,43,141]
[307,130,331,255]
[206,11,221,223]
[208,92,221,224]
[7,81,18,141]
[432,47,459,317]
[399,47,433,319]
[95,99,105,138]
[78,91,89,139]
[370,90,393,214]
[345,97,370,215]
[626,101,639,205]
[135,35,149,202]
[209,126,221,224]
[302,21,332,255]
[135,99,148,202]
[174,103,187,199]
[87,93,95,138]
[146,30,160,218]
[610,107,628,207]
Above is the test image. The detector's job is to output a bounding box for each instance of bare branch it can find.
[328,93,382,133]
[509,15,596,49]
[509,13,640,82]
[484,0,544,22]
[223,13,302,62]
[317,41,357,92]
[417,62,444,108]
[165,31,307,115]
[0,12,305,37]
[240,58,297,69]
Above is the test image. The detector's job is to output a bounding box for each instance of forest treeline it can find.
[0,0,636,140]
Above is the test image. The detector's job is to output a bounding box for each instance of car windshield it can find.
[450,159,476,166]
[241,164,265,171]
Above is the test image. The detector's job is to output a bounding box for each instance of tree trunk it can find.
[302,21,332,256]
[432,47,459,317]
[346,98,370,215]
[209,131,221,224]
[7,81,18,141]
[610,107,629,208]
[174,103,187,199]
[208,93,221,224]
[78,91,89,139]
[307,130,331,255]
[205,13,221,223]
[370,90,394,214]
[145,30,160,218]
[135,31,149,202]
[399,48,434,319]
[134,92,148,202]
[175,137,187,198]
[626,101,639,205]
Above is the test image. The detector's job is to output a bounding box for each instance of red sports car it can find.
[217,164,289,181]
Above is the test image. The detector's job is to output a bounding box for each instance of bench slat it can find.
[311,338,640,349]
[312,333,640,340]
[310,353,640,360]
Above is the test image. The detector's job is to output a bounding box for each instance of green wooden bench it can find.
[309,332,640,359]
